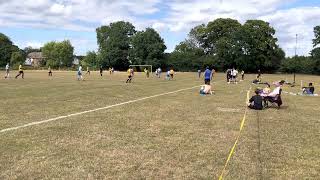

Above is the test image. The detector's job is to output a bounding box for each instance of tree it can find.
[281,56,315,74]
[205,18,241,54]
[311,47,320,74]
[42,40,74,68]
[0,33,21,67]
[167,40,207,71]
[188,24,207,52]
[311,26,320,74]
[82,51,97,68]
[42,42,58,67]
[312,26,320,47]
[130,28,166,67]
[24,46,41,55]
[96,21,136,70]
[234,20,284,72]
[10,51,25,66]
[56,40,74,67]
[170,18,284,72]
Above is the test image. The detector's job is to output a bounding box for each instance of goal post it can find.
[129,65,153,74]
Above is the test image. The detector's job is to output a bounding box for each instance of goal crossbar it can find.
[129,65,153,74]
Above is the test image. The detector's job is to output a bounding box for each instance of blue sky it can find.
[0,0,320,56]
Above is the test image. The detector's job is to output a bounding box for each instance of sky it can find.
[0,0,320,57]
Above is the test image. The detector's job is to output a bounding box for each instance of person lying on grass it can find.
[252,75,263,84]
[248,89,263,110]
[200,84,213,95]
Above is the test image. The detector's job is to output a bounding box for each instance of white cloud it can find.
[259,7,320,56]
[158,0,320,55]
[0,0,320,56]
[49,3,72,15]
[25,42,44,49]
[0,0,160,31]
[152,22,167,31]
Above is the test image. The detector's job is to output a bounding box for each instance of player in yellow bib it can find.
[15,64,24,79]
[169,69,174,79]
[126,67,134,83]
[48,66,52,76]
[86,66,90,75]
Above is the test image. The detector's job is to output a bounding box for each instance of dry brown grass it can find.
[0,70,319,179]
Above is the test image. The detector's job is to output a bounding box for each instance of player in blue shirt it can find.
[204,67,212,85]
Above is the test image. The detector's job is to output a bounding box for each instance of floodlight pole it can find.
[293,34,298,85]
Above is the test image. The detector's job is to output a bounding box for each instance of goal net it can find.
[129,65,153,74]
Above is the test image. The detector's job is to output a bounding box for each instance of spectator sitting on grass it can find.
[260,83,271,97]
[248,89,263,110]
[302,83,315,95]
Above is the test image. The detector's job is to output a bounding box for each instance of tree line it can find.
[1,19,320,74]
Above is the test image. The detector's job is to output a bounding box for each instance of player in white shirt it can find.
[229,68,238,83]
[157,67,162,78]
[77,65,83,81]
[5,63,10,79]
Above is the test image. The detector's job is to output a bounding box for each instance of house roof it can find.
[27,52,45,59]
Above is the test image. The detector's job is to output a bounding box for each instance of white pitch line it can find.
[0,86,199,134]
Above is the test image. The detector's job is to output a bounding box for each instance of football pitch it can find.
[0,71,319,179]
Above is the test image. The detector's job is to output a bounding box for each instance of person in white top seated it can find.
[267,80,285,98]
[200,84,213,95]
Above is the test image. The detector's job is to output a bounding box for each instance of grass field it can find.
[0,70,319,179]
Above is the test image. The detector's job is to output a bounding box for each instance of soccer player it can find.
[126,67,134,83]
[5,63,10,79]
[257,69,261,79]
[169,68,175,80]
[226,69,232,82]
[198,69,201,78]
[86,66,90,75]
[15,64,24,79]
[99,66,103,76]
[241,70,245,81]
[157,67,162,78]
[48,66,53,76]
[144,68,150,78]
[211,68,216,80]
[166,70,170,80]
[229,68,238,84]
[204,67,212,85]
[77,65,84,81]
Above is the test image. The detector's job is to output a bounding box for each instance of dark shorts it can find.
[248,104,263,110]
[205,79,211,85]
[170,74,173,78]
[128,75,132,78]
[19,70,24,73]
[78,71,82,76]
